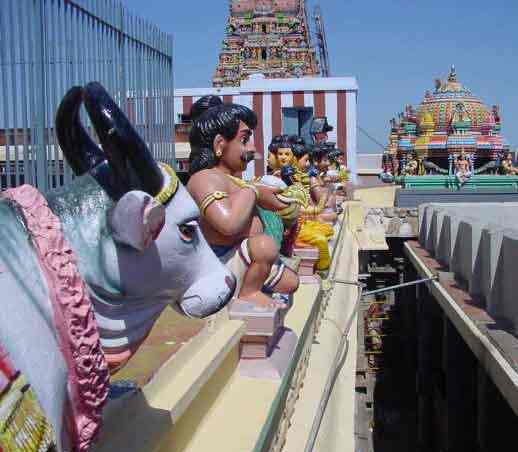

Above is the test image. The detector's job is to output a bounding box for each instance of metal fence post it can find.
[33,0,48,192]
[1,0,174,192]
[170,36,176,170]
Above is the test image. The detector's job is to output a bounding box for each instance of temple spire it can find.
[448,65,457,82]
[213,0,320,87]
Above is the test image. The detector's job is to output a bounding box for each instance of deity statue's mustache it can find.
[241,151,263,163]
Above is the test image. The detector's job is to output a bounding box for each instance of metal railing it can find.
[0,0,174,192]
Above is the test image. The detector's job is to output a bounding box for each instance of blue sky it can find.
[122,0,518,152]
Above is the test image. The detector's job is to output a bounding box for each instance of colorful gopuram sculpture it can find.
[0,84,236,451]
[380,66,511,187]
[213,0,320,87]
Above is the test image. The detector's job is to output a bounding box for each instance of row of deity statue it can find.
[227,17,305,36]
[264,117,349,272]
[383,150,518,184]
[187,98,349,309]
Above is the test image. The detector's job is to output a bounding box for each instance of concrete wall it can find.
[174,76,358,181]
[418,203,518,332]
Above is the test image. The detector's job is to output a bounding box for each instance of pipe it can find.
[362,275,438,297]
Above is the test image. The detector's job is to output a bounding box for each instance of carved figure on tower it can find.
[213,1,320,86]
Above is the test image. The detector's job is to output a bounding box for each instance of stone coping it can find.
[405,241,518,417]
[418,202,518,333]
[396,187,518,208]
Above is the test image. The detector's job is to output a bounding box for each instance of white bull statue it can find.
[0,83,236,452]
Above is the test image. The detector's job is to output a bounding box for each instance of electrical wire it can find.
[357,126,386,151]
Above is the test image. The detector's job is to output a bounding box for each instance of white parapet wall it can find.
[418,203,518,332]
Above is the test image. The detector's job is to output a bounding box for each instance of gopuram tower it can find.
[213,0,320,87]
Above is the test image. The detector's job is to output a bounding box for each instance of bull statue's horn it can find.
[56,86,106,175]
[56,86,125,200]
[83,82,164,198]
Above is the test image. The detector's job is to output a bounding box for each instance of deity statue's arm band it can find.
[199,191,229,216]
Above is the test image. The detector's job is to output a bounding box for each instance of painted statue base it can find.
[239,330,283,359]
[229,301,283,335]
[299,274,322,285]
[293,246,319,283]
[238,328,298,380]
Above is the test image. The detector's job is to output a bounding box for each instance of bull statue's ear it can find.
[109,191,165,251]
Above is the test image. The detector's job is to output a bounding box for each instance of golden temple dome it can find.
[417,66,492,132]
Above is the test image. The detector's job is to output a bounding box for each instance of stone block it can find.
[491,229,518,333]
[429,209,448,259]
[480,224,507,312]
[238,328,298,380]
[451,217,485,295]
[419,204,439,247]
[399,220,414,236]
[437,213,461,270]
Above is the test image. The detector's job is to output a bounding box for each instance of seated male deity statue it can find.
[501,153,518,175]
[187,97,299,308]
[454,150,472,185]
[404,154,418,176]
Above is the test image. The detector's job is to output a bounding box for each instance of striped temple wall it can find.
[174,77,358,182]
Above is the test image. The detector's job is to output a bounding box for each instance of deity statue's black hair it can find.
[311,143,329,163]
[268,134,285,154]
[189,103,257,175]
[190,95,224,122]
[328,148,342,165]
[289,135,307,159]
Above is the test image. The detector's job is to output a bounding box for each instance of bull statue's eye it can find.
[178,221,197,243]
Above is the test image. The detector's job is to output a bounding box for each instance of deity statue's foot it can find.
[234,291,284,309]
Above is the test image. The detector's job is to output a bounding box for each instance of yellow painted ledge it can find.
[92,319,245,452]
[283,228,360,452]
[154,284,322,452]
[353,185,397,207]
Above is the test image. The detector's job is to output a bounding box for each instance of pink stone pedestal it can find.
[238,328,298,380]
[293,246,320,284]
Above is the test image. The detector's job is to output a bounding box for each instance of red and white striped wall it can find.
[174,76,358,182]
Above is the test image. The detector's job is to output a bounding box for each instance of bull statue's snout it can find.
[178,268,236,318]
